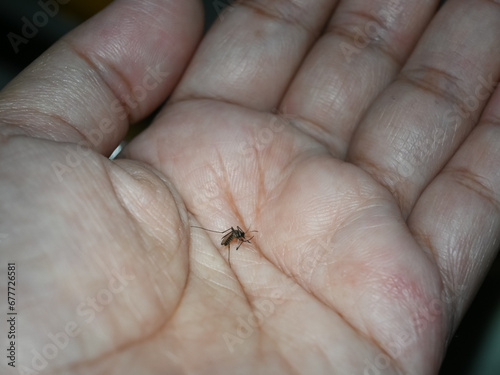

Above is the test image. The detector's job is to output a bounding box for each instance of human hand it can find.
[1,0,499,374]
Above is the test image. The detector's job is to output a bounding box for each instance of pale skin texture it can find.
[1,0,500,374]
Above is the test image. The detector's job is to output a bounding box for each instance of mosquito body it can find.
[191,225,257,267]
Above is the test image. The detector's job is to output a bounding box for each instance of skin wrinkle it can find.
[106,163,171,251]
[350,154,410,213]
[444,166,500,212]
[399,65,470,111]
[286,112,343,155]
[60,308,174,375]
[203,272,241,298]
[66,39,133,125]
[213,150,249,225]
[0,105,91,145]
[239,0,318,35]
[121,1,177,26]
[325,10,403,67]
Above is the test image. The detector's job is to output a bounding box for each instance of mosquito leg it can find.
[228,244,231,267]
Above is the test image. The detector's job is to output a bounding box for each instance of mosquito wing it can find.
[221,231,234,246]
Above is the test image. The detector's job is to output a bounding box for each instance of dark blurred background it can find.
[1,1,499,374]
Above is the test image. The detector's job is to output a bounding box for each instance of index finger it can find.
[0,0,203,155]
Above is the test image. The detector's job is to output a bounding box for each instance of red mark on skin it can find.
[381,273,444,334]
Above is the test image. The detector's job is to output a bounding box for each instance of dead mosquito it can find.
[191,225,258,267]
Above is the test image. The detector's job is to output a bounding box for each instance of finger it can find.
[171,0,338,110]
[0,0,203,155]
[280,0,439,156]
[348,0,500,216]
[408,87,500,334]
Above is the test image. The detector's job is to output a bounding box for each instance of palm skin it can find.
[1,1,500,374]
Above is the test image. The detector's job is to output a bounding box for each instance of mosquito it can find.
[191,225,258,267]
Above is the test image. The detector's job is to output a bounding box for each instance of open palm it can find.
[1,1,500,374]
